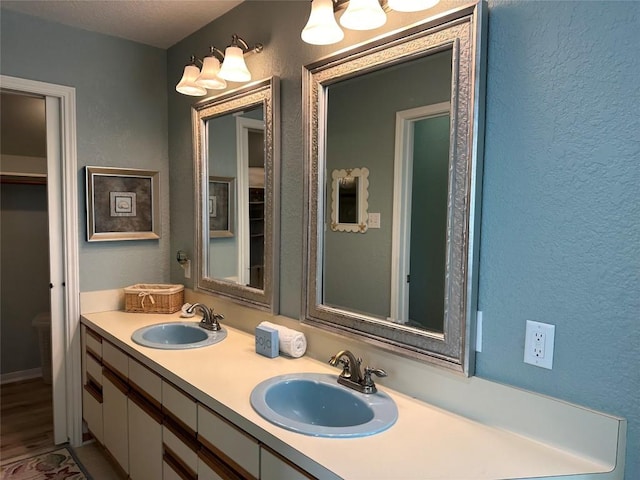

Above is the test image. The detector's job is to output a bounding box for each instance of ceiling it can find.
[0,0,245,49]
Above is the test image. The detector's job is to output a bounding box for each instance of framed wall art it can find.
[209,176,235,238]
[85,166,160,241]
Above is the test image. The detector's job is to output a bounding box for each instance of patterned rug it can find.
[0,447,91,480]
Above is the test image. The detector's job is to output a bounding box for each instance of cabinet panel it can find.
[198,460,226,480]
[129,357,161,405]
[103,341,128,379]
[85,328,103,358]
[128,396,162,480]
[260,448,315,480]
[85,352,102,384]
[82,387,103,444]
[197,405,259,480]
[102,370,129,474]
[163,427,198,474]
[163,460,190,480]
[198,447,246,480]
[162,380,197,432]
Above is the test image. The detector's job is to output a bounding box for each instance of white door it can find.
[0,75,81,446]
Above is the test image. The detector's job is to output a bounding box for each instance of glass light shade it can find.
[195,56,227,90]
[176,64,207,96]
[218,46,251,82]
[339,0,386,31]
[388,0,440,12]
[301,0,344,45]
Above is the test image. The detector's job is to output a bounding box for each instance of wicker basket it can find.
[124,284,184,314]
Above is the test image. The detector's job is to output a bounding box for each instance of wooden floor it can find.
[0,377,123,477]
[0,378,54,462]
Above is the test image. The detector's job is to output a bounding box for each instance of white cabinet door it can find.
[128,395,162,480]
[102,369,129,474]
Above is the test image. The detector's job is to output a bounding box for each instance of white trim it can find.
[0,368,43,385]
[235,116,264,286]
[0,75,81,447]
[390,102,450,324]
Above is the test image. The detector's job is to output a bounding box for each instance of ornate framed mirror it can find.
[330,167,369,233]
[194,77,279,312]
[302,3,486,374]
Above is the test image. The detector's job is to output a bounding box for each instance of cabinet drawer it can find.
[163,425,198,480]
[197,405,259,480]
[85,351,102,385]
[129,357,161,405]
[163,458,196,480]
[82,387,103,444]
[198,447,248,480]
[162,381,197,433]
[85,328,103,358]
[103,341,128,379]
[163,427,198,474]
[260,448,315,480]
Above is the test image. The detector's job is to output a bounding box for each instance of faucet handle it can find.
[363,366,387,387]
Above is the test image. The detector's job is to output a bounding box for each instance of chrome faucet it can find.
[329,350,387,394]
[186,303,223,331]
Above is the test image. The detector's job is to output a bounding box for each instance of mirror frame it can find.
[330,167,369,233]
[193,77,280,312]
[302,3,486,374]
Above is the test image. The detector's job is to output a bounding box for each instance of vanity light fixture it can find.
[176,34,263,96]
[301,0,440,45]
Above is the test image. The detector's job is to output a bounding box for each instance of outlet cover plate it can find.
[524,320,555,369]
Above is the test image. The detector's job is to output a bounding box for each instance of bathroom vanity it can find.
[80,304,625,480]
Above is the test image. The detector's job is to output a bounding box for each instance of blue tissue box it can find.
[255,325,279,358]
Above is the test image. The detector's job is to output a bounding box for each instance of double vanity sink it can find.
[80,308,624,480]
[131,320,397,438]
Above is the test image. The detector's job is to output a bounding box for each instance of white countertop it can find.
[81,310,616,480]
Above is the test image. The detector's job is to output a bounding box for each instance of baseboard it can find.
[1,367,42,385]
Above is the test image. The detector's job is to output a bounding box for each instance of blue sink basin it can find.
[131,322,227,349]
[250,373,397,437]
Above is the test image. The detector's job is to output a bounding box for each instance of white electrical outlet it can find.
[524,320,555,369]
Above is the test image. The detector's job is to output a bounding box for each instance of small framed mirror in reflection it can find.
[330,167,369,233]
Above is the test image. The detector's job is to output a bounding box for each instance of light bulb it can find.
[219,46,251,82]
[196,56,227,90]
[301,0,344,45]
[339,0,386,31]
[176,64,206,96]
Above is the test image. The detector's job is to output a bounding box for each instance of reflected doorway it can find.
[391,102,450,331]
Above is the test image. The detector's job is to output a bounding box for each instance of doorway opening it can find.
[390,102,451,330]
[0,75,81,456]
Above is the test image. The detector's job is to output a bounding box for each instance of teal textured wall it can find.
[479,2,639,477]
[0,9,170,291]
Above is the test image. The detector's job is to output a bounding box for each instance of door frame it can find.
[235,116,265,286]
[390,102,450,324]
[0,75,81,446]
